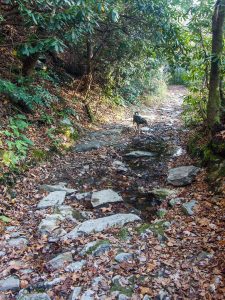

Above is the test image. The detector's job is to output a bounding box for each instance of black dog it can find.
[133,112,148,133]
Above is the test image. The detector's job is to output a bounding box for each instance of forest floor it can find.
[0,86,224,300]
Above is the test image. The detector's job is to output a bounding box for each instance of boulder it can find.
[91,189,123,207]
[63,213,141,240]
[0,276,20,291]
[47,252,73,271]
[125,151,157,158]
[37,191,66,209]
[167,166,200,186]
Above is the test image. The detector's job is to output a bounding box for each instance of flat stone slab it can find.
[37,191,66,209]
[125,151,157,158]
[74,141,101,152]
[91,189,123,207]
[47,252,73,271]
[40,183,76,195]
[64,213,141,240]
[167,166,200,186]
[0,276,20,291]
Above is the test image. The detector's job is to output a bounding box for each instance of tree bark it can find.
[207,0,225,129]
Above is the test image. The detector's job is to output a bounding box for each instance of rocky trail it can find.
[0,86,224,300]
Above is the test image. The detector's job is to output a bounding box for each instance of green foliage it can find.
[31,149,48,162]
[0,215,11,223]
[182,93,207,126]
[39,113,54,125]
[0,78,58,109]
[0,115,33,168]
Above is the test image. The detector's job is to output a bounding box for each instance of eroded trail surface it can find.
[0,86,224,300]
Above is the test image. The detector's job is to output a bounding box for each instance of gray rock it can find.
[74,141,101,152]
[80,289,95,300]
[125,151,157,158]
[182,200,198,216]
[0,276,20,291]
[7,237,28,249]
[65,260,86,272]
[63,213,141,240]
[10,231,22,238]
[40,183,76,195]
[75,192,91,200]
[17,292,51,300]
[91,189,123,207]
[143,296,152,300]
[169,198,183,207]
[38,214,64,235]
[115,253,133,263]
[155,290,170,300]
[61,118,73,126]
[140,126,150,132]
[6,226,17,232]
[47,252,73,271]
[150,188,177,200]
[167,166,200,186]
[92,243,111,256]
[0,251,6,257]
[31,278,61,290]
[80,241,98,256]
[48,228,67,242]
[92,276,104,286]
[112,161,128,172]
[37,191,66,209]
[56,205,77,221]
[118,295,130,300]
[69,287,82,300]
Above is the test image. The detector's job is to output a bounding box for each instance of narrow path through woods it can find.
[0,86,224,300]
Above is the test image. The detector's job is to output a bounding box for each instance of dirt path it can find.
[0,86,224,300]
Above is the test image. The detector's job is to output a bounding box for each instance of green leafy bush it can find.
[0,78,58,109]
[0,115,33,168]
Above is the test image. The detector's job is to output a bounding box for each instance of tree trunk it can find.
[207,0,225,129]
[22,52,40,77]
[83,36,94,122]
